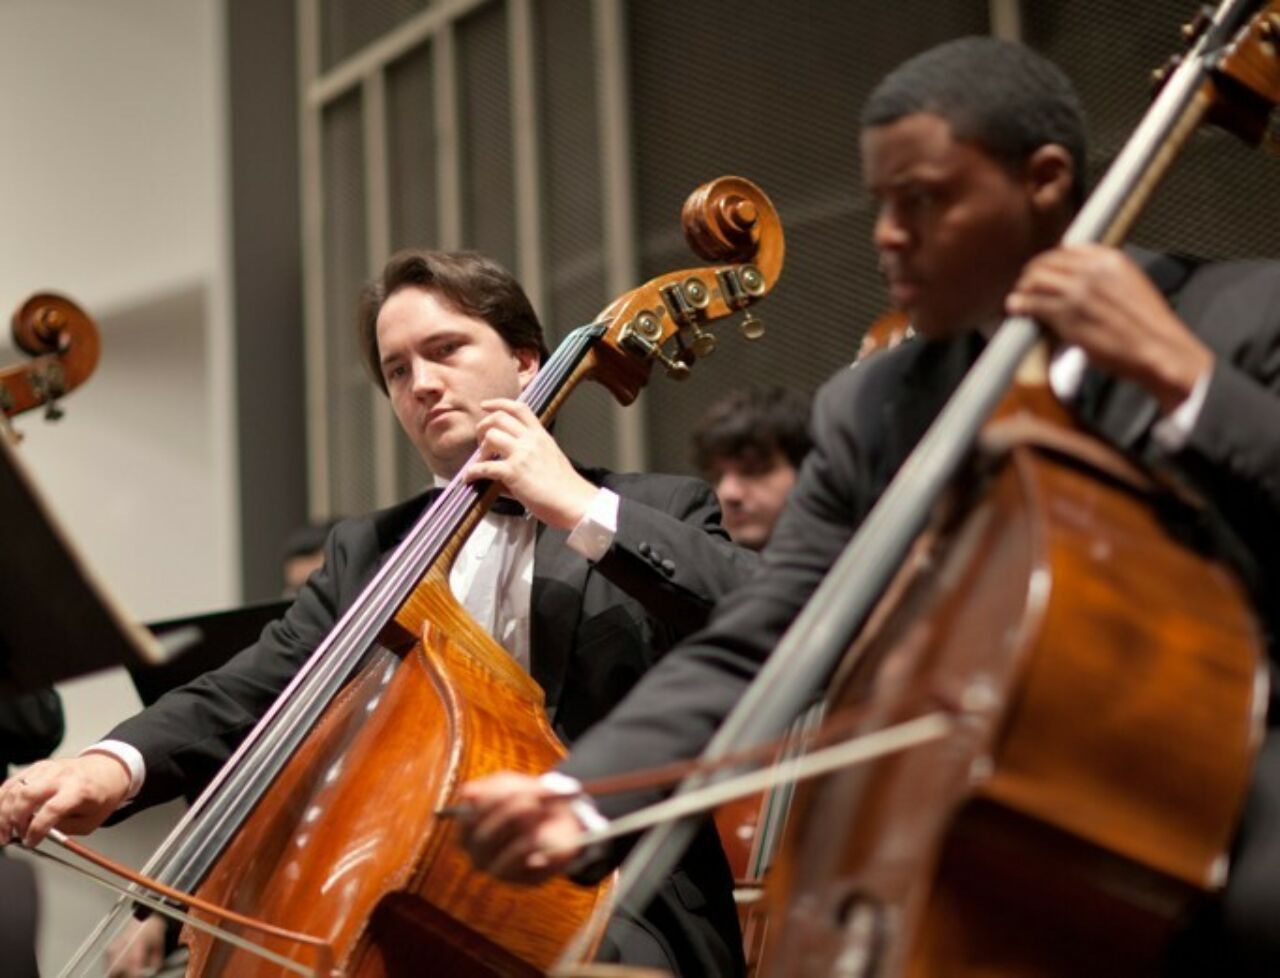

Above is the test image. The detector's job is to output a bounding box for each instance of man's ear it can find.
[515,346,541,389]
[1025,144,1075,215]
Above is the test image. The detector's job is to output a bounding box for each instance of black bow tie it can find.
[488,495,527,518]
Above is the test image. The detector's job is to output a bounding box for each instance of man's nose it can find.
[411,358,443,397]
[873,203,910,253]
[716,474,745,504]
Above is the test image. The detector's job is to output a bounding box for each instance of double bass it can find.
[57,177,784,978]
[580,3,1278,976]
[757,4,1276,975]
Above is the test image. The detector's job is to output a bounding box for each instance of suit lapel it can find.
[529,522,590,725]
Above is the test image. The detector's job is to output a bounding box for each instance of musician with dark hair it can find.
[691,386,811,551]
[0,248,756,975]
[457,37,1280,975]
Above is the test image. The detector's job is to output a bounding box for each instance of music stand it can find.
[0,434,167,697]
[132,599,292,706]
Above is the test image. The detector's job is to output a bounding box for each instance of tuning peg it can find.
[739,312,765,341]
[655,346,692,380]
[1180,6,1212,46]
[1151,55,1182,95]
[659,278,717,357]
[686,325,717,357]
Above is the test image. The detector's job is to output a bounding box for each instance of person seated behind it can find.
[0,249,757,976]
[279,519,341,598]
[691,387,811,551]
[453,37,1280,976]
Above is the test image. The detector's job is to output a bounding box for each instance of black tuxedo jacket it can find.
[561,254,1280,971]
[111,467,757,976]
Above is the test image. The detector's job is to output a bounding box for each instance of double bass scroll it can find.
[2,292,99,424]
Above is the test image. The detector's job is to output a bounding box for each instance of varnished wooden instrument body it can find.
[762,393,1264,977]
[714,758,778,977]
[186,569,607,977]
[753,9,1280,972]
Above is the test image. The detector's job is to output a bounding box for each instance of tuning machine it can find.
[716,263,768,340]
[660,277,717,357]
[29,363,67,421]
[739,312,765,340]
[618,309,691,380]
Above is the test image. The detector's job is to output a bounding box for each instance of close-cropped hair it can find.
[862,37,1088,205]
[692,386,812,472]
[357,249,551,394]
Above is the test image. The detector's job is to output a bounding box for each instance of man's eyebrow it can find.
[886,168,947,188]
[426,329,468,345]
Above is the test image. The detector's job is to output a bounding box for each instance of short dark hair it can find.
[862,37,1088,205]
[357,249,551,394]
[692,387,811,473]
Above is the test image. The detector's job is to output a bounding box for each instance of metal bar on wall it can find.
[309,0,492,107]
[297,0,330,517]
[508,0,546,318]
[990,0,1023,41]
[362,70,400,508]
[593,0,647,472]
[436,22,463,251]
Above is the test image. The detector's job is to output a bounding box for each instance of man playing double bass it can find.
[457,38,1280,974]
[0,249,754,975]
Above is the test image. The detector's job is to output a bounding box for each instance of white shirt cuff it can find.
[1151,369,1211,453]
[564,488,619,563]
[80,740,145,802]
[539,771,608,833]
[1048,345,1088,402]
[1049,345,1210,455]
[539,771,609,873]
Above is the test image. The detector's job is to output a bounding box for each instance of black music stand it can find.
[132,599,292,706]
[0,434,167,697]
